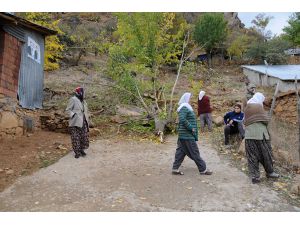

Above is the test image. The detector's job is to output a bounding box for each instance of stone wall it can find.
[0,94,41,139]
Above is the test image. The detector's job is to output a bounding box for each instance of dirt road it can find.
[0,135,299,211]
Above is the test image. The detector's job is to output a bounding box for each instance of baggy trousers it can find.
[245,138,274,178]
[172,139,206,173]
[199,113,212,131]
[224,122,245,145]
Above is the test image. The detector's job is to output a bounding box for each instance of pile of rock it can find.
[40,111,69,133]
[272,91,298,124]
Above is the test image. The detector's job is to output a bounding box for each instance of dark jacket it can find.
[197,95,212,116]
[224,111,244,125]
[178,107,198,141]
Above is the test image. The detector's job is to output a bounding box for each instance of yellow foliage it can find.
[22,13,64,71]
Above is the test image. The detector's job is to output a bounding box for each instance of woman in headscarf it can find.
[244,92,279,183]
[172,92,212,175]
[197,90,213,132]
[66,87,90,158]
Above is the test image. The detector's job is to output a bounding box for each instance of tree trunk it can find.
[75,49,85,66]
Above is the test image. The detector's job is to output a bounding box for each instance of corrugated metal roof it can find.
[0,12,57,36]
[241,65,300,81]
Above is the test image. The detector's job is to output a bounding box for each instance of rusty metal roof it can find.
[0,12,57,36]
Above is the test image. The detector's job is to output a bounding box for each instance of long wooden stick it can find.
[295,76,300,160]
[269,82,280,118]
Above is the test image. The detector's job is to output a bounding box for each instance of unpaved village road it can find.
[0,136,299,211]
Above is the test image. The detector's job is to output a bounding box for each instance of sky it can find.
[238,12,293,35]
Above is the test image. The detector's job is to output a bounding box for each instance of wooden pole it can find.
[295,76,300,160]
[269,82,280,118]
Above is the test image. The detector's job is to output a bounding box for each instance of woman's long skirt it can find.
[69,119,89,155]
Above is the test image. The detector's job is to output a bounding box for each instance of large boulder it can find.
[212,115,224,126]
[0,111,19,129]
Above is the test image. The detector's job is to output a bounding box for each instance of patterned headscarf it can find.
[75,87,84,101]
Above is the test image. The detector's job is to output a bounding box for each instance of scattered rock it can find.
[6,169,14,175]
[56,145,67,151]
[110,115,127,124]
[116,105,144,117]
[15,127,23,136]
[212,116,224,126]
[89,128,101,137]
[290,185,300,196]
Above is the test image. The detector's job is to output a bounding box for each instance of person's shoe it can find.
[172,169,184,175]
[252,177,260,184]
[80,150,86,157]
[266,172,280,179]
[200,169,213,175]
[75,153,80,159]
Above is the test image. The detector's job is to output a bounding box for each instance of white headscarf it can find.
[247,92,265,105]
[177,92,193,112]
[198,90,205,101]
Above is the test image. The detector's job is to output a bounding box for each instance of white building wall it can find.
[243,68,297,92]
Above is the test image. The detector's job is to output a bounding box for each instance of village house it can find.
[242,65,300,93]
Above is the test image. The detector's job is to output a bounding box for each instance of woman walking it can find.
[198,90,213,132]
[172,92,212,175]
[66,87,90,158]
[244,92,279,183]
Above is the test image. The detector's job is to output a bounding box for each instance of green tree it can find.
[193,13,228,67]
[246,36,291,64]
[22,13,64,71]
[283,12,300,47]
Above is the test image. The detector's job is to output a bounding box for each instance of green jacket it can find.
[177,106,198,141]
[245,122,270,140]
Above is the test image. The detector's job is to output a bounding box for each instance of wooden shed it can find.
[0,12,56,109]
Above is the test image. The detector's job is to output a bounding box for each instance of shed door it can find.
[18,31,45,109]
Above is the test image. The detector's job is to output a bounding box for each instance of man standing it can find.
[243,83,256,109]
[198,90,213,132]
[66,87,90,158]
[223,104,245,146]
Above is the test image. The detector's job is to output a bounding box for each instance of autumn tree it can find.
[108,12,190,123]
[21,13,64,71]
[193,13,228,67]
[227,34,252,60]
[251,13,273,41]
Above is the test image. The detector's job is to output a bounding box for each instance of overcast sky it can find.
[238,12,293,35]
